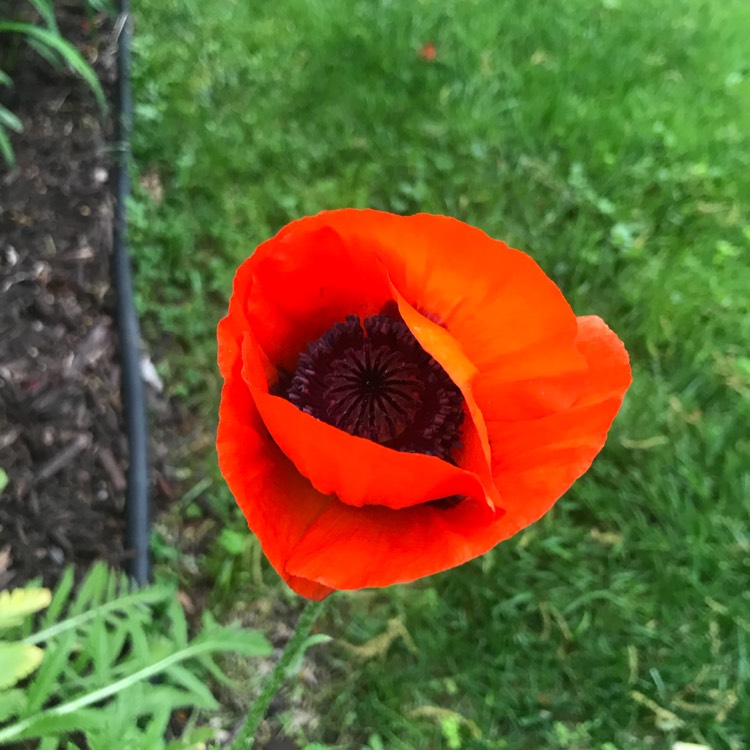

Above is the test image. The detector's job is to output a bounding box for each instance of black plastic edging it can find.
[113,0,150,585]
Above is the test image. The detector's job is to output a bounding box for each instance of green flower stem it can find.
[229,598,328,749]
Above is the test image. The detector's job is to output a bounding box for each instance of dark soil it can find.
[0,3,127,589]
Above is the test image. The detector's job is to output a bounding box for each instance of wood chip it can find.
[35,434,91,485]
[96,445,126,491]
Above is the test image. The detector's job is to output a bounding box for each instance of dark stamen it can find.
[285,312,464,461]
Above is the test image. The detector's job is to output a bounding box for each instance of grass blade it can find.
[0,126,15,166]
[0,22,106,109]
[0,105,23,133]
[26,0,59,31]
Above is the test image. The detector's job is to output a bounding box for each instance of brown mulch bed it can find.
[0,4,128,589]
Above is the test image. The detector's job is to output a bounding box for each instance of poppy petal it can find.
[286,497,505,590]
[279,210,581,370]
[389,283,487,453]
[488,315,632,530]
[245,223,392,370]
[217,362,334,600]
[387,283,499,504]
[217,252,255,382]
[240,332,497,512]
[473,348,590,423]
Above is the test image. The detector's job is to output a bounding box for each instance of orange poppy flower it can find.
[217,210,631,600]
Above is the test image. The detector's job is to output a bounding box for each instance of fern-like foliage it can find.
[0,564,271,748]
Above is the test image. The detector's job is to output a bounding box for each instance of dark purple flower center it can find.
[284,312,464,461]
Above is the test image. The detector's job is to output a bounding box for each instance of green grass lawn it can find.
[130,0,750,747]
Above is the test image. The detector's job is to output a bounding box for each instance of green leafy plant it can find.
[0,564,271,748]
[0,0,105,166]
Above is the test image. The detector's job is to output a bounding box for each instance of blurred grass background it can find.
[130,0,750,747]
